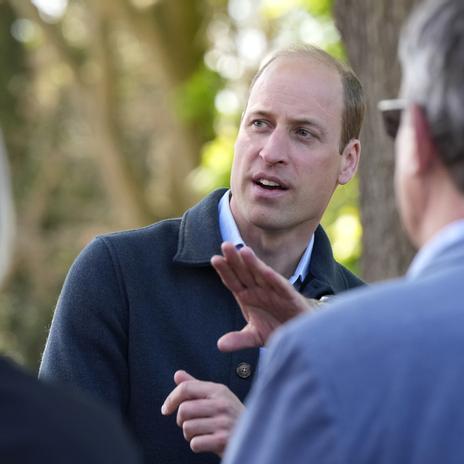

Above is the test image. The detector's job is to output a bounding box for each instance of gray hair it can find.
[0,129,15,286]
[399,0,464,192]
[249,44,365,151]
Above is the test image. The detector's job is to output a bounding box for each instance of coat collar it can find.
[300,225,342,299]
[173,188,346,299]
[173,189,226,266]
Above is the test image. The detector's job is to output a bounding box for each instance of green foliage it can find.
[301,0,333,17]
[325,41,346,62]
[261,0,333,18]
[321,176,362,274]
[189,131,235,194]
[175,64,224,143]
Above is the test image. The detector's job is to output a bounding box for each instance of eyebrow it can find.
[246,110,326,136]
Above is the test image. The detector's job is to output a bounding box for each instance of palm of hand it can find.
[212,243,311,351]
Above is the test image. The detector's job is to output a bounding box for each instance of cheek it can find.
[297,154,340,206]
[303,152,341,185]
[230,155,240,191]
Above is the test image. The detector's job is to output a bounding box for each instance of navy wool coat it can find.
[40,188,363,464]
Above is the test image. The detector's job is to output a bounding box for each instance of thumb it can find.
[174,369,196,385]
[218,330,261,352]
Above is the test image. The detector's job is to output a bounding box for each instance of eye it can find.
[251,119,268,129]
[295,127,314,139]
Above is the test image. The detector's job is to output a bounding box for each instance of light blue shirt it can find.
[408,219,464,279]
[218,190,314,285]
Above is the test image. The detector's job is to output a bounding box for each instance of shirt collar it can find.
[407,219,464,279]
[218,190,314,284]
[218,190,245,248]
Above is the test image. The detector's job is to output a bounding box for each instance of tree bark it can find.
[102,0,216,215]
[334,0,420,281]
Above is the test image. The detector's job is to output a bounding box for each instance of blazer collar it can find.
[173,189,226,266]
[300,225,341,299]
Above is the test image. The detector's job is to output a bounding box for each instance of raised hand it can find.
[161,370,245,457]
[211,242,318,352]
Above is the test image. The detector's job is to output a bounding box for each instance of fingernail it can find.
[161,404,167,415]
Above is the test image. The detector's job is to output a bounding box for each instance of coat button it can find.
[236,362,252,379]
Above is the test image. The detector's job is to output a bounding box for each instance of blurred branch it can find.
[100,0,176,88]
[10,0,152,227]
[84,0,153,226]
[98,0,210,213]
[7,0,83,82]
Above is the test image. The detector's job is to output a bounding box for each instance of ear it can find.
[338,139,361,185]
[409,104,437,173]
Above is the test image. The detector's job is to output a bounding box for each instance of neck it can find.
[239,224,316,278]
[416,172,464,248]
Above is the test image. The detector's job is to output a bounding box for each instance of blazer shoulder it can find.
[99,217,182,247]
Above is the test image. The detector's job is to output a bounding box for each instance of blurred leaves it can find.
[302,0,333,17]
[322,177,362,275]
[188,132,235,194]
[175,64,224,143]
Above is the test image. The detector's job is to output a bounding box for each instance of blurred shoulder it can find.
[0,357,141,463]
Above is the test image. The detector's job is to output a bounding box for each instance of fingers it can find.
[216,243,287,296]
[162,371,209,415]
[237,246,270,288]
[211,255,244,293]
[180,389,243,457]
[174,369,195,385]
[182,416,234,441]
[177,399,225,427]
[162,373,244,458]
[213,241,297,302]
[240,246,294,298]
[211,242,258,293]
[184,420,230,456]
[221,242,257,289]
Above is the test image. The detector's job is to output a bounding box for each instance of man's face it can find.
[230,56,354,238]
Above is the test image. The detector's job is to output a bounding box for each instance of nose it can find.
[258,128,289,165]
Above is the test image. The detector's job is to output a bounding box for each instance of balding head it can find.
[248,45,365,151]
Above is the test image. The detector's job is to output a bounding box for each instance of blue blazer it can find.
[39,188,362,464]
[223,229,464,464]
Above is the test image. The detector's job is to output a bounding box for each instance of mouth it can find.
[253,177,289,191]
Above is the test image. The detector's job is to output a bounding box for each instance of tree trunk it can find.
[334,0,420,281]
[104,0,217,215]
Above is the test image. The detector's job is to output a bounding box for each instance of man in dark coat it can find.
[40,44,365,463]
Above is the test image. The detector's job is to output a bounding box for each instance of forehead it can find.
[246,56,344,121]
